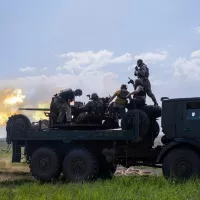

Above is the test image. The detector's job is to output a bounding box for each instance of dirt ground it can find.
[0,158,162,182]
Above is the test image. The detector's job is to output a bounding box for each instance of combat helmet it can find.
[137,59,143,67]
[91,93,98,100]
[121,84,127,90]
[74,89,83,96]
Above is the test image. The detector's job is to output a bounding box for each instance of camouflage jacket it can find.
[135,63,149,78]
[85,99,104,115]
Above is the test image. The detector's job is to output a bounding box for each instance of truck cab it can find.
[158,97,200,180]
[162,97,200,140]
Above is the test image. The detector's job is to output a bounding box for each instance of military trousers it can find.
[141,78,158,105]
[56,101,72,123]
[113,102,126,118]
[130,97,145,109]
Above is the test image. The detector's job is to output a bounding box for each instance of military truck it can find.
[5,97,200,182]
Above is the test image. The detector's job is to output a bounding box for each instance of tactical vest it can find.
[117,89,128,99]
[90,100,104,116]
[134,85,146,98]
[59,89,74,101]
[138,64,149,78]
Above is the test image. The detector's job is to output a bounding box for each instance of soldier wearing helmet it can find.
[51,88,83,124]
[90,93,99,101]
[75,93,104,123]
[134,59,158,105]
[84,93,104,116]
[108,84,130,118]
[126,78,146,108]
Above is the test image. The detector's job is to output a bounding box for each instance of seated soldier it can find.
[50,88,82,124]
[76,93,104,123]
[126,79,146,109]
[108,84,130,118]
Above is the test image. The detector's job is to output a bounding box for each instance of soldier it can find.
[134,59,158,105]
[85,93,104,116]
[51,88,82,124]
[126,79,146,109]
[108,84,130,118]
[75,93,104,123]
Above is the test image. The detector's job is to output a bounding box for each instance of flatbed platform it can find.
[10,128,139,141]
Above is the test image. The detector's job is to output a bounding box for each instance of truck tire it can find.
[142,105,161,119]
[30,147,61,182]
[162,147,200,180]
[6,114,31,140]
[62,148,99,182]
[121,109,149,136]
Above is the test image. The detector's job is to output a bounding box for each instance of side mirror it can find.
[161,97,169,101]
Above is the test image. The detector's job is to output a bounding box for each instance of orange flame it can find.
[0,89,25,126]
[32,103,50,121]
[0,87,75,126]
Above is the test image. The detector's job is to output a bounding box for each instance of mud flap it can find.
[12,141,21,162]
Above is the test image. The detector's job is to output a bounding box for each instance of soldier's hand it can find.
[128,77,134,84]
[135,66,138,71]
[129,79,134,84]
[134,71,138,76]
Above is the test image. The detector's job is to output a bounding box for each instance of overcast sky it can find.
[0,0,200,137]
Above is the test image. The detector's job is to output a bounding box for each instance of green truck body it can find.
[5,97,200,182]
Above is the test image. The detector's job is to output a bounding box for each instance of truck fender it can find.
[156,138,200,163]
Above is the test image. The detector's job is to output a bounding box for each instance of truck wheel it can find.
[30,147,61,182]
[162,147,200,180]
[62,148,99,182]
[121,109,149,136]
[6,114,31,139]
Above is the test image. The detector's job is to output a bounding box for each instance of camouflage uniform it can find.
[134,63,158,105]
[52,88,75,124]
[84,97,104,116]
[51,95,72,124]
[131,79,146,109]
[56,100,72,123]
[76,93,104,123]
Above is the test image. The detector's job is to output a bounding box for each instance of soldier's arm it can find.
[108,92,117,104]
[126,86,142,98]
[84,101,92,109]
[77,102,91,112]
[134,70,138,76]
[127,91,132,100]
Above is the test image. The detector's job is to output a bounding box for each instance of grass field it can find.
[0,176,200,199]
[0,140,200,199]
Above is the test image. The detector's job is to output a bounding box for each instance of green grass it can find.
[0,141,200,199]
[0,140,11,157]
[0,176,200,200]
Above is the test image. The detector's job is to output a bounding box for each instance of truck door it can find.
[176,101,200,138]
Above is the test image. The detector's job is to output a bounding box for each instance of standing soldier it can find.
[126,79,146,109]
[134,59,158,105]
[108,84,130,118]
[50,88,82,124]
